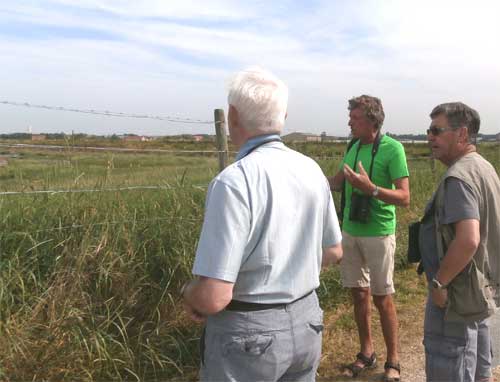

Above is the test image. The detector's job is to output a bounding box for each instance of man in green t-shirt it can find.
[328,95,410,382]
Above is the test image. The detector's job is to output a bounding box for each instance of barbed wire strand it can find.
[0,143,430,160]
[1,100,214,125]
[0,184,208,196]
[0,143,238,155]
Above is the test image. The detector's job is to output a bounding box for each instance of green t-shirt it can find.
[341,135,409,237]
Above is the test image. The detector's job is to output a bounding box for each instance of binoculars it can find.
[349,193,371,223]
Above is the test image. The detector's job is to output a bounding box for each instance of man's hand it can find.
[181,280,206,323]
[322,243,343,269]
[183,300,207,323]
[431,287,448,308]
[343,162,375,195]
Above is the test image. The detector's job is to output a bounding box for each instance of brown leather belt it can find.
[225,290,313,312]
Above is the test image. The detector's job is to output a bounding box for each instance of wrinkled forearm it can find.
[183,277,233,316]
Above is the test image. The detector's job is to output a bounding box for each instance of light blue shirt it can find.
[192,138,342,303]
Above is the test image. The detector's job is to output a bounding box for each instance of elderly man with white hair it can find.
[182,67,343,381]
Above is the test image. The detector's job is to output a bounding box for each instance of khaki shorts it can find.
[340,231,396,295]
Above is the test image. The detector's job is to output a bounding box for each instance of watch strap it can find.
[432,277,447,290]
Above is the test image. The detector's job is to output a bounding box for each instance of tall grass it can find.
[0,142,497,380]
[0,150,215,380]
[1,191,205,379]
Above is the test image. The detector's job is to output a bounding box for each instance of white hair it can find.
[227,67,288,134]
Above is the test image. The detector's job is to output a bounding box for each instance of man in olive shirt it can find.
[419,102,500,381]
[329,95,409,382]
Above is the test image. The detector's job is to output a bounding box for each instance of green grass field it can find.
[0,140,498,380]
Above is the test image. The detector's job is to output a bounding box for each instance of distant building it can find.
[31,134,46,141]
[282,132,322,143]
[122,135,150,142]
[163,134,216,142]
[320,131,342,142]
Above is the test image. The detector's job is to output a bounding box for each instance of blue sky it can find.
[1,0,499,136]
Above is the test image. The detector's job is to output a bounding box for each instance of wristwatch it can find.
[372,185,379,197]
[431,277,447,290]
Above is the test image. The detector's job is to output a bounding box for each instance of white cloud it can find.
[49,0,259,20]
[1,0,499,135]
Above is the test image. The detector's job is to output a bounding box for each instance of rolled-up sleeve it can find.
[442,177,479,224]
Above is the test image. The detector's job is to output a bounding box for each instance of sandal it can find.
[341,352,377,378]
[383,361,401,382]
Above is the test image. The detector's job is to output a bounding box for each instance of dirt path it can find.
[318,269,500,381]
[319,294,426,381]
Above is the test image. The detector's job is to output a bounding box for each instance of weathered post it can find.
[214,109,228,173]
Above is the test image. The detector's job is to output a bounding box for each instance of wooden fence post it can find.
[214,109,228,173]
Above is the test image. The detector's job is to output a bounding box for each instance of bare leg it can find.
[343,287,375,376]
[373,294,400,379]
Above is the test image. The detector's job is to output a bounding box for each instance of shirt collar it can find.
[236,133,281,161]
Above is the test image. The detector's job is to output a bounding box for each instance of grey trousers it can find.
[199,291,324,382]
[423,295,492,382]
[490,308,500,367]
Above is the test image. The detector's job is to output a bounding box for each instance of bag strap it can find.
[338,137,359,225]
[434,178,458,262]
[352,131,382,180]
[368,131,383,180]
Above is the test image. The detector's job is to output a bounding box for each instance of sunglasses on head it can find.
[426,126,458,136]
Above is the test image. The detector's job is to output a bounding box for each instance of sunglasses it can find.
[426,126,458,136]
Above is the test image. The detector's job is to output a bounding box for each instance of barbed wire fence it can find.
[0,184,208,196]
[1,100,214,125]
[0,142,237,155]
[0,99,451,242]
[0,99,438,202]
[0,101,230,237]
